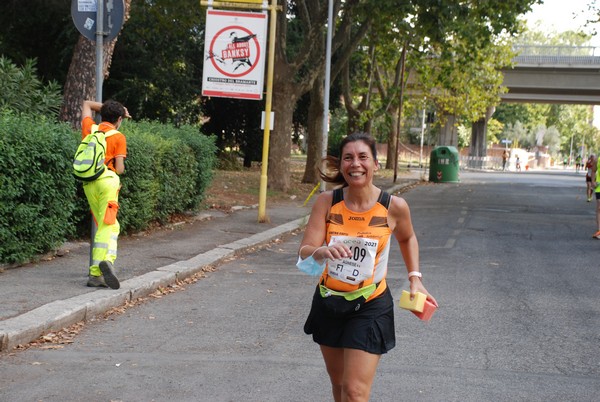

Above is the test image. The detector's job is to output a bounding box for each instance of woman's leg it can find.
[321,345,381,402]
[321,346,344,402]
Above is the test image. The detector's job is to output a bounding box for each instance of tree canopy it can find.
[2,0,598,183]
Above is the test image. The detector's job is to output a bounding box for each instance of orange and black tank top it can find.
[320,188,393,301]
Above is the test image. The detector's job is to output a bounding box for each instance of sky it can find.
[523,0,599,45]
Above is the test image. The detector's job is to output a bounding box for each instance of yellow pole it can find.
[257,0,277,223]
[199,0,279,222]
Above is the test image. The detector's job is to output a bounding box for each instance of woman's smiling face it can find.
[340,140,379,186]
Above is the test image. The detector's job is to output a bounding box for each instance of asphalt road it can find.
[1,170,599,401]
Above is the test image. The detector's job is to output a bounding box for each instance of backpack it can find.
[72,124,118,181]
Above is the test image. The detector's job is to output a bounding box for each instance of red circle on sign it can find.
[209,25,261,78]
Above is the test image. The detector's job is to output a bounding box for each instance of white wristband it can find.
[408,271,422,279]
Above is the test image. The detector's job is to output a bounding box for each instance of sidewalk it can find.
[0,172,423,352]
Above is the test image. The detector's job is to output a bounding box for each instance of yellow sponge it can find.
[398,290,427,313]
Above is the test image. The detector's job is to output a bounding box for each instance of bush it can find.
[117,128,160,233]
[0,112,78,264]
[158,123,218,209]
[0,115,217,264]
[119,121,217,229]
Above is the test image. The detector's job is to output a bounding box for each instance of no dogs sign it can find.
[202,9,268,100]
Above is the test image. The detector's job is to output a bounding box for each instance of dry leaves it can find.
[16,322,86,351]
[15,266,219,352]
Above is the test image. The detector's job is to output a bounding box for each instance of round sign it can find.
[71,0,125,42]
[208,25,262,78]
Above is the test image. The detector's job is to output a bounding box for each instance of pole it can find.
[96,1,104,103]
[257,0,277,222]
[569,133,574,167]
[393,44,407,183]
[319,0,333,193]
[419,98,426,169]
[89,0,105,267]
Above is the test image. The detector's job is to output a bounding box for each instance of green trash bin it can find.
[429,146,460,183]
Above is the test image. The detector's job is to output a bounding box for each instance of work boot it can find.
[87,275,107,288]
[99,260,120,289]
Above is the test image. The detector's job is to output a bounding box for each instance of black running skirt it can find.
[304,285,396,354]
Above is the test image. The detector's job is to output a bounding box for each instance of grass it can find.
[203,161,319,210]
[202,158,415,211]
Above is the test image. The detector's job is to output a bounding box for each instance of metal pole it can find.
[90,0,104,267]
[257,0,277,222]
[320,0,333,193]
[569,133,574,167]
[96,1,104,103]
[393,44,407,183]
[419,98,426,169]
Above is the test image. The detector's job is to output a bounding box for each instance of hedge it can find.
[0,114,217,265]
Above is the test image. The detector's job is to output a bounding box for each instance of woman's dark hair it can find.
[318,132,378,187]
[100,100,126,124]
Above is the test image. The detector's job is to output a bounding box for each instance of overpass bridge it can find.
[442,45,600,164]
[501,45,600,105]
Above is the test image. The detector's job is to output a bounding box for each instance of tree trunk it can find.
[385,111,398,169]
[269,80,297,192]
[438,113,458,147]
[267,0,370,192]
[302,75,324,184]
[342,62,361,135]
[59,0,132,129]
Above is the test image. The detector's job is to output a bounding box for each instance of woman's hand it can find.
[312,242,352,262]
[409,277,438,307]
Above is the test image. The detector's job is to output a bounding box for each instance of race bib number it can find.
[327,236,378,284]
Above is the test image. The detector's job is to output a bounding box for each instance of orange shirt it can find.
[321,189,393,301]
[82,116,127,173]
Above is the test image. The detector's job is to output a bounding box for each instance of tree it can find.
[105,0,205,125]
[0,0,77,85]
[269,0,373,191]
[59,0,133,128]
[316,0,538,173]
[406,1,539,158]
[0,57,62,117]
[201,97,263,168]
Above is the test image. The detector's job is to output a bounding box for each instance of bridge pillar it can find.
[469,106,495,169]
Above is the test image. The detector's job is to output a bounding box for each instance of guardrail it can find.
[512,45,600,66]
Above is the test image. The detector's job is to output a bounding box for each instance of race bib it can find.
[327,236,378,284]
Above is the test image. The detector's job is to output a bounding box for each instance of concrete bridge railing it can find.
[513,45,600,67]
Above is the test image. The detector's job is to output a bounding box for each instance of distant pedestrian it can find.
[515,155,521,172]
[575,155,582,173]
[80,100,130,288]
[590,154,600,239]
[502,150,509,171]
[297,132,437,401]
[585,155,595,202]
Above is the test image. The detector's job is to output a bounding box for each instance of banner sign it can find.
[202,9,268,100]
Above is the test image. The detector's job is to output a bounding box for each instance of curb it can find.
[0,215,310,352]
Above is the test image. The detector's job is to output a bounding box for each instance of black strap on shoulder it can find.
[332,188,344,206]
[377,190,391,210]
[332,188,391,209]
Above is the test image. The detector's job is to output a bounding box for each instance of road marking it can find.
[444,238,456,249]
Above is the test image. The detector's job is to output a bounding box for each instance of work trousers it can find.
[83,169,120,277]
